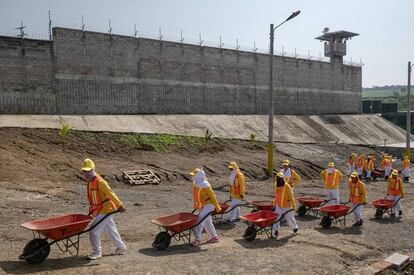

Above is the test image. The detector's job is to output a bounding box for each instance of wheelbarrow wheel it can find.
[250,209,258,213]
[297,205,307,217]
[21,238,50,264]
[320,216,332,229]
[375,209,383,220]
[153,232,171,250]
[243,225,257,241]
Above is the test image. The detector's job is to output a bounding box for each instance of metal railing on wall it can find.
[0,13,363,67]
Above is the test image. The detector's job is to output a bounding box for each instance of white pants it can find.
[272,206,298,232]
[384,166,392,177]
[325,189,339,205]
[194,204,217,240]
[348,164,356,175]
[89,214,125,255]
[402,168,410,178]
[227,199,241,221]
[388,195,402,214]
[351,203,363,222]
[356,167,363,176]
[366,170,372,178]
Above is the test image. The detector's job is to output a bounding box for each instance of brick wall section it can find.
[0,27,362,115]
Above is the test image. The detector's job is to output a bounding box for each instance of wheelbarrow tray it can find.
[240,210,278,228]
[21,214,93,241]
[318,205,350,218]
[371,199,395,210]
[151,212,198,234]
[249,200,274,211]
[213,203,230,215]
[297,197,325,208]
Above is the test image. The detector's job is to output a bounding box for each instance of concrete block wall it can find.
[0,36,56,114]
[0,27,362,115]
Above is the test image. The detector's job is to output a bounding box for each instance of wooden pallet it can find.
[122,170,160,185]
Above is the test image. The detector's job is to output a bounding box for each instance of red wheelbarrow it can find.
[19,212,117,264]
[317,203,363,228]
[371,197,401,220]
[240,209,293,241]
[151,211,213,250]
[297,197,333,218]
[247,200,274,213]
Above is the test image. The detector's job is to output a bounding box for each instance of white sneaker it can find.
[112,246,126,255]
[86,253,102,260]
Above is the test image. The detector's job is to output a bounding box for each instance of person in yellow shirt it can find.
[226,162,246,222]
[348,172,367,227]
[356,154,365,179]
[190,168,221,246]
[271,172,298,238]
[401,156,411,183]
[280,160,301,188]
[348,153,357,175]
[387,170,405,216]
[364,155,375,182]
[81,158,126,260]
[383,154,393,179]
[320,162,343,205]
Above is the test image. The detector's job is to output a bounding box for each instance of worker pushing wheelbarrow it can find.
[19,158,127,263]
[19,211,118,264]
[372,169,405,219]
[241,172,299,241]
[319,172,367,228]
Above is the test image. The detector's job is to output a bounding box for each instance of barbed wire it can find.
[0,18,363,67]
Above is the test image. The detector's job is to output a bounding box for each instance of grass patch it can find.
[118,133,205,152]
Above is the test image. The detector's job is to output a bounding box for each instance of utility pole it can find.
[406,61,412,160]
[268,23,275,176]
[48,10,52,40]
[267,11,301,176]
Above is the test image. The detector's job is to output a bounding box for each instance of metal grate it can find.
[122,170,160,185]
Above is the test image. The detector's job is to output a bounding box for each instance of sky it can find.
[0,0,413,87]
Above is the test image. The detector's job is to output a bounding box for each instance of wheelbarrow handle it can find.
[347,203,364,215]
[84,210,119,233]
[321,198,336,206]
[273,209,293,224]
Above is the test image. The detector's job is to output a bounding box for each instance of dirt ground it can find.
[0,128,413,275]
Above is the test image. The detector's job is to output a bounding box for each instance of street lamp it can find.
[268,10,301,176]
[406,61,413,160]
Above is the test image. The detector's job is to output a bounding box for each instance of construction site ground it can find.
[0,128,413,275]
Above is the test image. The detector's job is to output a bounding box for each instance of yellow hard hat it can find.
[351,153,357,157]
[228,162,239,170]
[81,158,95,172]
[391,169,399,176]
[328,162,335,167]
[276,172,285,178]
[283,160,290,166]
[189,168,201,176]
[350,171,359,178]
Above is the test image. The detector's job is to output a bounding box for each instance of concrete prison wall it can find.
[0,27,362,115]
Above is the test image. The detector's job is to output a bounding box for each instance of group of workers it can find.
[78,153,408,258]
[348,152,411,183]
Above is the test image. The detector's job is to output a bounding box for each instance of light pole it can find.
[268,11,301,176]
[406,61,413,160]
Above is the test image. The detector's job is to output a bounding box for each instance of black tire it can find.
[320,216,332,229]
[243,225,257,241]
[153,232,171,250]
[21,238,50,264]
[297,205,307,217]
[375,209,383,220]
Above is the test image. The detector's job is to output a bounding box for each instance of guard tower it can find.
[315,29,359,64]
